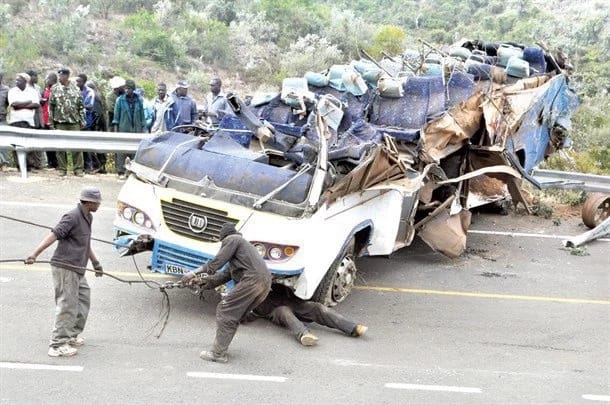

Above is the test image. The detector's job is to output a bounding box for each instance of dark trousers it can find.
[41,125,57,168]
[46,151,58,168]
[213,275,271,355]
[85,152,107,172]
[268,301,357,339]
[114,153,134,175]
[9,121,43,169]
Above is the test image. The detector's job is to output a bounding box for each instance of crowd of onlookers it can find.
[0,69,234,178]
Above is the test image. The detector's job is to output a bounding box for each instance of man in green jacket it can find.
[111,79,144,179]
[49,68,86,177]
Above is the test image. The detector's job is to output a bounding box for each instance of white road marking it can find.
[0,276,11,283]
[385,383,482,393]
[0,362,83,372]
[187,372,286,383]
[583,395,610,402]
[468,229,610,242]
[0,201,114,212]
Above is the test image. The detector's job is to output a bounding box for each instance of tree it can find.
[369,25,406,58]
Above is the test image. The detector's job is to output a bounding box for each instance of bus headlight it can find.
[250,241,299,263]
[117,201,155,230]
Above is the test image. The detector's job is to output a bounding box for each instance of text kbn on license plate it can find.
[165,264,187,274]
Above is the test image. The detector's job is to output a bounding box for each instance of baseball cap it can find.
[109,76,126,89]
[16,73,31,82]
[79,186,102,204]
[125,79,136,90]
[176,80,189,88]
[58,68,70,76]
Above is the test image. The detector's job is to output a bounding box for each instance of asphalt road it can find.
[1,171,609,404]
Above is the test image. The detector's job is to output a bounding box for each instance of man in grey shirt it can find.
[25,187,104,357]
[201,78,234,126]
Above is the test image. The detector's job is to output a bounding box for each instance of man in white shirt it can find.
[8,72,42,170]
[8,73,40,128]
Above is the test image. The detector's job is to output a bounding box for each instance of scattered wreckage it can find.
[113,39,580,305]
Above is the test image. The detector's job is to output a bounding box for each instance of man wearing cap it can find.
[111,79,145,179]
[8,73,42,170]
[181,223,272,363]
[106,76,125,127]
[49,68,86,176]
[201,78,233,126]
[25,186,104,357]
[169,80,198,130]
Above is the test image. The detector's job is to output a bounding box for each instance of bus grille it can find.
[161,198,238,242]
[152,241,209,272]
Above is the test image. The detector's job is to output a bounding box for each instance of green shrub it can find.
[186,70,209,95]
[136,80,156,100]
[0,29,42,73]
[0,3,10,26]
[181,15,230,65]
[44,5,90,55]
[368,25,406,58]
[321,9,373,60]
[277,34,343,78]
[124,9,183,67]
[89,0,114,18]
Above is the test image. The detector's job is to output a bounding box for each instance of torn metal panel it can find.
[466,176,510,209]
[465,148,530,211]
[418,209,472,258]
[323,137,407,203]
[420,92,485,162]
[482,75,579,172]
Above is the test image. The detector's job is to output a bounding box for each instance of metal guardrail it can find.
[531,168,610,194]
[0,126,151,179]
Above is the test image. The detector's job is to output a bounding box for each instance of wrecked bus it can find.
[113,39,579,305]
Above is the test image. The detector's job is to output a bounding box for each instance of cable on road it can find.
[0,213,191,339]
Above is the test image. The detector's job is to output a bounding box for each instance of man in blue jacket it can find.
[111,79,145,179]
[169,80,198,130]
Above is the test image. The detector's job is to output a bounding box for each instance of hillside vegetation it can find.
[1,0,608,173]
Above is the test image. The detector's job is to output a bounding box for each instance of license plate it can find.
[165,264,188,275]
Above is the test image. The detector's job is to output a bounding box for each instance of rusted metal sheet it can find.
[420,92,484,162]
[418,209,472,258]
[323,137,407,203]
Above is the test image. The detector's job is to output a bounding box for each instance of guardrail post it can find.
[15,148,28,179]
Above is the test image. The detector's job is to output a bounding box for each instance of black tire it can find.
[312,239,357,307]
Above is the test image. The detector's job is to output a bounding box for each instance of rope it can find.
[0,214,123,247]
[0,213,183,338]
[0,257,174,339]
